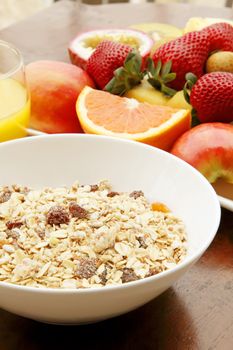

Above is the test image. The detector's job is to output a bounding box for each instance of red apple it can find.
[171,123,233,183]
[26,60,95,133]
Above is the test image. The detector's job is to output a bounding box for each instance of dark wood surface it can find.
[0,1,233,349]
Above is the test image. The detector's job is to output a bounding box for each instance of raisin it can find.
[137,236,147,249]
[0,191,11,203]
[107,191,119,198]
[90,184,99,192]
[76,258,99,279]
[46,205,70,225]
[129,190,144,199]
[122,268,139,283]
[69,202,88,219]
[6,220,23,230]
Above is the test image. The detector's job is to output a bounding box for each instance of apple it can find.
[26,60,94,133]
[171,123,233,184]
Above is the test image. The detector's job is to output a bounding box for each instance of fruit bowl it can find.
[0,134,220,324]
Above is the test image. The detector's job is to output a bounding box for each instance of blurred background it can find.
[0,0,232,30]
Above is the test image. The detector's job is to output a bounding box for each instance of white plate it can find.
[27,128,47,136]
[26,129,233,212]
[212,179,233,212]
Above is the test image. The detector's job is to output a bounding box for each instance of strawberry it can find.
[86,41,132,89]
[201,22,233,53]
[189,72,233,123]
[151,23,233,91]
[151,30,210,90]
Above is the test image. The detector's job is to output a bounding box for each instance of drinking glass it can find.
[0,40,30,142]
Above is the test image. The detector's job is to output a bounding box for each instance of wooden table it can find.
[0,1,233,349]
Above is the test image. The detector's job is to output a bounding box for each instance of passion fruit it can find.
[68,28,153,69]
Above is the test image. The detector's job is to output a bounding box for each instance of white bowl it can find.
[0,134,220,324]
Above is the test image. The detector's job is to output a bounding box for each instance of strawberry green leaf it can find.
[124,51,140,73]
[104,50,145,96]
[147,59,177,97]
[148,78,161,90]
[154,60,162,76]
[161,85,177,97]
[163,73,176,83]
[161,60,172,77]
[147,57,156,76]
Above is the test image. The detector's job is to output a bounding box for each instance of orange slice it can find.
[76,87,191,151]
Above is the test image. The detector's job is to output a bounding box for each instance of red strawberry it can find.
[190,72,233,123]
[86,41,132,89]
[152,31,210,90]
[201,22,233,53]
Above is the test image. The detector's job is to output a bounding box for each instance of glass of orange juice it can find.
[0,40,30,142]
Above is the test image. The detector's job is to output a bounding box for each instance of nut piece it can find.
[69,202,88,219]
[107,191,119,198]
[76,258,99,279]
[6,220,23,230]
[129,190,144,199]
[122,268,139,283]
[46,205,70,225]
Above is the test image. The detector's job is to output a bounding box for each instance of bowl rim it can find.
[0,134,221,294]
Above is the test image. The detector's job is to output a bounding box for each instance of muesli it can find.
[0,180,187,289]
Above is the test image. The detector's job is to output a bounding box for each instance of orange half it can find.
[76,87,191,151]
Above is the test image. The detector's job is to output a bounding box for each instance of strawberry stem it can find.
[183,72,198,104]
[191,109,200,127]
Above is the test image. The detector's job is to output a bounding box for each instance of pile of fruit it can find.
[26,18,233,185]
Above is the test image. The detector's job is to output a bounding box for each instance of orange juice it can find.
[0,78,30,142]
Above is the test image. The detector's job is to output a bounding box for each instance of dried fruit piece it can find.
[6,220,23,230]
[107,191,120,198]
[122,268,139,283]
[137,236,147,248]
[0,191,11,203]
[151,202,170,213]
[146,267,161,277]
[46,205,70,225]
[76,258,99,279]
[129,190,144,199]
[69,202,89,219]
[99,268,108,285]
[90,184,99,192]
